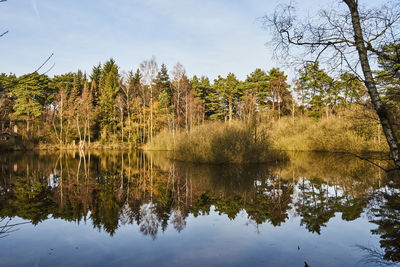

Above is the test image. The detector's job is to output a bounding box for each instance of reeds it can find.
[269,115,388,153]
[146,121,286,164]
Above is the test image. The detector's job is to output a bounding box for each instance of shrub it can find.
[269,115,388,153]
[146,121,286,164]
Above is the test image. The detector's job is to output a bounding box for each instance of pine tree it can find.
[376,43,400,120]
[0,73,17,131]
[297,62,333,118]
[267,68,291,119]
[98,59,119,138]
[191,76,214,120]
[338,72,365,107]
[214,73,241,121]
[11,72,49,136]
[242,69,269,120]
[156,64,172,108]
[90,64,102,106]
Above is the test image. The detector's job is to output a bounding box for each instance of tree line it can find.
[1,52,395,148]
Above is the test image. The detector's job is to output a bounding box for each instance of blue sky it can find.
[0,0,371,80]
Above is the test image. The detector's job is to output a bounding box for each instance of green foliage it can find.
[243,68,269,105]
[11,72,50,122]
[297,62,334,116]
[375,42,400,131]
[98,58,120,137]
[214,73,242,120]
[0,57,386,153]
[156,64,172,109]
[51,72,75,96]
[0,73,17,94]
[191,76,219,119]
[337,72,365,106]
[267,67,292,115]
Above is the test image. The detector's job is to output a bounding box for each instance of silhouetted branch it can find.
[33,53,54,73]
[42,63,55,75]
[0,218,31,238]
[342,152,396,172]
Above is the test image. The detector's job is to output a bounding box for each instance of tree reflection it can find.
[0,150,396,254]
[0,218,30,238]
[295,178,336,234]
[139,203,159,240]
[370,177,400,263]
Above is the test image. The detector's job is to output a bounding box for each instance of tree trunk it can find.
[185,92,188,132]
[76,115,82,148]
[128,108,131,143]
[344,0,400,170]
[292,95,295,127]
[278,92,281,120]
[228,98,233,122]
[121,109,124,143]
[60,98,63,145]
[272,89,276,120]
[150,86,153,143]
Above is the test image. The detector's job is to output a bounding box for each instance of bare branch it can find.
[42,63,55,75]
[0,30,8,37]
[33,53,54,73]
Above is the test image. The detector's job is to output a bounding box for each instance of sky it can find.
[0,0,374,81]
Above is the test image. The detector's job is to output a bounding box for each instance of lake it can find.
[0,150,399,266]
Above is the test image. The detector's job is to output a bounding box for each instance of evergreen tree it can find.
[156,64,172,108]
[267,68,291,118]
[244,68,269,106]
[214,73,241,121]
[11,72,49,135]
[51,73,75,96]
[191,76,215,119]
[242,69,269,120]
[98,59,119,137]
[338,72,365,107]
[90,63,102,105]
[297,62,334,117]
[0,73,17,130]
[375,43,400,130]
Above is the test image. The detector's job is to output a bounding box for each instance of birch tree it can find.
[265,0,400,169]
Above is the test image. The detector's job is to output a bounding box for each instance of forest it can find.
[0,43,398,155]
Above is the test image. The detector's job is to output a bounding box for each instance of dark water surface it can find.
[0,151,399,266]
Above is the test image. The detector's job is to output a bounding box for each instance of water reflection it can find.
[0,150,398,265]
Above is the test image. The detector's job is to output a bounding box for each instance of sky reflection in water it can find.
[0,151,398,267]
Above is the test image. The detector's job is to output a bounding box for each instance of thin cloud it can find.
[32,0,40,18]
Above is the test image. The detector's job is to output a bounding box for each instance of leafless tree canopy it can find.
[140,56,158,86]
[264,0,400,79]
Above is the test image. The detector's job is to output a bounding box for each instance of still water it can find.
[0,151,399,266]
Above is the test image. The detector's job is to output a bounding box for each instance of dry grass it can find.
[269,115,388,153]
[147,109,388,163]
[146,121,287,164]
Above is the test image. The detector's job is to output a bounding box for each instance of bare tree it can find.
[265,0,400,170]
[119,71,136,143]
[140,57,158,143]
[171,63,187,131]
